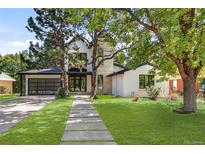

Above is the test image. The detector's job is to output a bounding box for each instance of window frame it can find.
[139,74,155,89]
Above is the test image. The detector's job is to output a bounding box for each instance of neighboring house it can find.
[0,72,16,94]
[18,39,170,97]
[169,75,201,94]
[169,75,205,93]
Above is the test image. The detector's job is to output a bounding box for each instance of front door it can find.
[69,76,86,92]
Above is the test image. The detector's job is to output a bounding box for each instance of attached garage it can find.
[18,69,63,96]
[28,78,61,95]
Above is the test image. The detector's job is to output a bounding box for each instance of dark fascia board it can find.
[68,71,92,75]
[107,62,154,77]
[18,72,92,75]
[107,68,130,77]
[136,62,154,68]
[17,72,62,75]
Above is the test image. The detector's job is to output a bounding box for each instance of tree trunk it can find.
[91,69,97,99]
[182,77,197,113]
[62,71,68,91]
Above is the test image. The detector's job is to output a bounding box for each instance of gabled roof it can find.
[0,72,15,81]
[136,61,154,67]
[107,68,130,77]
[107,62,154,77]
[18,68,62,74]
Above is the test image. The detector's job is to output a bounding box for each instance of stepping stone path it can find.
[61,95,116,145]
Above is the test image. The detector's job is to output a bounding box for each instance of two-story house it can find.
[18,38,170,97]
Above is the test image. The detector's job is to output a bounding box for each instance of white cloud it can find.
[11,40,39,48]
[0,39,40,55]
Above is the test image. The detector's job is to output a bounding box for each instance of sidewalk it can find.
[60,95,116,145]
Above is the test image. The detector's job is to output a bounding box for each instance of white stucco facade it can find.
[111,64,169,97]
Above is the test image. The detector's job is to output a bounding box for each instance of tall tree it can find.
[120,8,205,113]
[66,9,136,99]
[26,8,74,91]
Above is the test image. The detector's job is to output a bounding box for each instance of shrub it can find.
[0,86,7,94]
[145,86,161,100]
[55,87,68,98]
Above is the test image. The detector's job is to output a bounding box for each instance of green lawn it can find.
[0,94,19,102]
[93,95,205,145]
[0,97,73,145]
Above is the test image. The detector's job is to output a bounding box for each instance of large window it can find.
[139,75,155,89]
[97,75,103,90]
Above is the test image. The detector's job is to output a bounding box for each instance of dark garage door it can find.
[28,78,61,95]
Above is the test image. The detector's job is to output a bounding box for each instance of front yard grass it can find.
[0,94,19,102]
[93,95,205,145]
[0,97,73,144]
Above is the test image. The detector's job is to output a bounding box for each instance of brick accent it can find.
[0,80,13,94]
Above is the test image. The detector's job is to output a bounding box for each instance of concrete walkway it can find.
[0,96,54,134]
[61,95,116,145]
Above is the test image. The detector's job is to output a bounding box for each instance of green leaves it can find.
[118,8,205,78]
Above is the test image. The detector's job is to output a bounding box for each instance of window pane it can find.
[148,75,154,87]
[139,75,154,89]
[139,75,145,89]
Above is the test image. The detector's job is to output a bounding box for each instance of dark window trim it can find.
[139,74,155,89]
[69,75,87,92]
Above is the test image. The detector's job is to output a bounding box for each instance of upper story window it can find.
[97,48,104,65]
[69,53,87,72]
[139,75,154,89]
[77,53,87,63]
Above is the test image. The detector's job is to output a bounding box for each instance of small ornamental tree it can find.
[119,8,205,113]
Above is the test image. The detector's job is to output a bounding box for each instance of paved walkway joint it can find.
[61,95,116,145]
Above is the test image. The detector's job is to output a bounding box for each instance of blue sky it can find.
[0,8,37,55]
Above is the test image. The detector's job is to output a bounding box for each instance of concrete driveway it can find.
[0,96,55,134]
